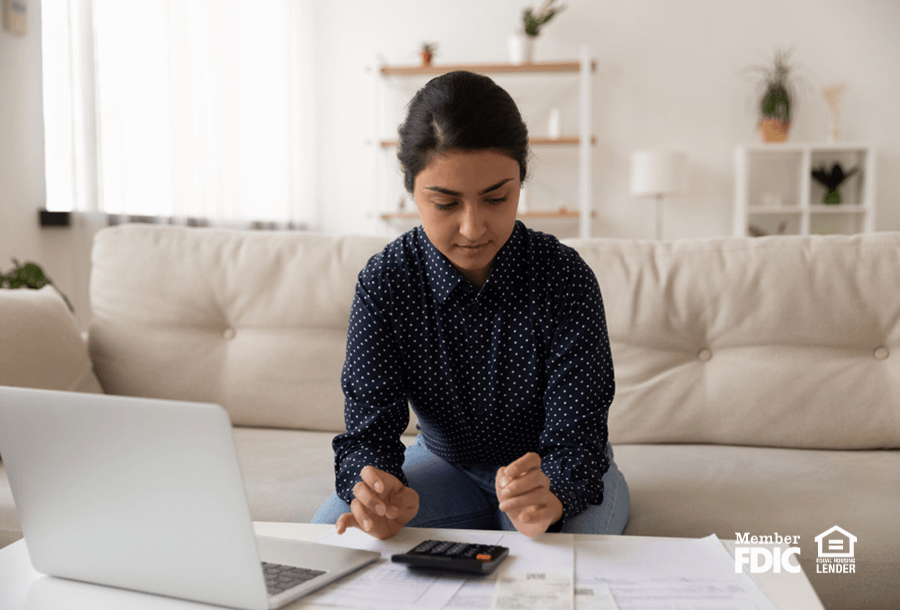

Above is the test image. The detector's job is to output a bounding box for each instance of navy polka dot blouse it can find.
[332,221,615,524]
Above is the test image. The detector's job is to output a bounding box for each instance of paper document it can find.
[574,584,618,610]
[493,572,573,610]
[312,527,575,610]
[576,534,778,610]
[306,529,780,610]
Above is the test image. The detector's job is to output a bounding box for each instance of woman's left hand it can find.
[495,452,563,537]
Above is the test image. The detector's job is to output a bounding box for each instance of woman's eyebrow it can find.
[425,178,514,197]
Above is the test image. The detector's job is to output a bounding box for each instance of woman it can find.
[312,71,629,539]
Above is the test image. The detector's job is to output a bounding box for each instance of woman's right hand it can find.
[335,465,419,540]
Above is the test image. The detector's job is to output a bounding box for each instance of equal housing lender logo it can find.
[734,526,857,574]
[815,525,857,573]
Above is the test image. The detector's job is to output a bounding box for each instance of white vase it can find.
[508,34,535,64]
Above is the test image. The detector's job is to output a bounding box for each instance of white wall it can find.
[1,1,899,330]
[311,0,900,238]
[1,0,94,330]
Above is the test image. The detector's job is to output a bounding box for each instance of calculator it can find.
[391,539,510,574]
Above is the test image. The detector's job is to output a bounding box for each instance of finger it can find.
[498,488,549,514]
[500,469,548,499]
[360,465,386,494]
[353,481,387,516]
[350,498,375,533]
[504,452,541,480]
[496,466,509,491]
[335,512,358,535]
[394,486,420,522]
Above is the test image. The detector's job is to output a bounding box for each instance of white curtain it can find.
[42,0,315,226]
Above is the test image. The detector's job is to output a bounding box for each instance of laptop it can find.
[0,386,379,610]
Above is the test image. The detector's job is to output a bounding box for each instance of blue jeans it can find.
[312,435,629,535]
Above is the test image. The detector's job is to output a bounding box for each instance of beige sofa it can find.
[1,224,898,610]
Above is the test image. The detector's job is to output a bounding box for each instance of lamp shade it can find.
[629,150,688,197]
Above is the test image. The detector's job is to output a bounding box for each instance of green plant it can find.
[811,163,859,204]
[0,258,75,313]
[743,47,800,123]
[522,0,565,37]
[420,42,438,55]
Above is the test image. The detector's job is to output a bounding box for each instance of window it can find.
[42,0,315,226]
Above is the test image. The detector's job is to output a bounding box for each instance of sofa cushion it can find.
[566,234,900,449]
[612,443,900,610]
[88,224,418,434]
[0,286,102,394]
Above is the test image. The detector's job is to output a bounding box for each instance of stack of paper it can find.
[311,528,779,610]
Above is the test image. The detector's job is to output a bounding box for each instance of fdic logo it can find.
[734,533,801,574]
[734,526,857,574]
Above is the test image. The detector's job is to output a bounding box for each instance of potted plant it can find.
[811,163,859,205]
[420,42,437,67]
[0,258,74,313]
[509,0,566,64]
[744,48,800,143]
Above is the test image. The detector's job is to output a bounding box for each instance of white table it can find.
[0,522,824,610]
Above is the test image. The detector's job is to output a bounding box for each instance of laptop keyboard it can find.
[261,561,326,596]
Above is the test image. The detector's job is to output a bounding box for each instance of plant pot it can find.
[420,52,433,67]
[758,119,790,143]
[823,190,842,205]
[508,34,534,64]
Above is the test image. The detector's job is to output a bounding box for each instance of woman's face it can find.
[413,149,520,289]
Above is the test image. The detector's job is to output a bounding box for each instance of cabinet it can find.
[734,144,876,237]
[372,47,596,238]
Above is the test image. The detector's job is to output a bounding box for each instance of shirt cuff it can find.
[549,479,598,526]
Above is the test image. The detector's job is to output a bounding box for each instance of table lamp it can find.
[629,150,688,240]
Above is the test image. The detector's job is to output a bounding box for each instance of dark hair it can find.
[397,71,529,194]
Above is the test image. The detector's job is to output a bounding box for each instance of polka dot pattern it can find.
[332,221,615,524]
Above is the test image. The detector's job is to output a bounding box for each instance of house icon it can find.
[815,526,857,558]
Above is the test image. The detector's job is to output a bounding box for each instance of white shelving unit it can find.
[734,144,876,237]
[373,47,596,238]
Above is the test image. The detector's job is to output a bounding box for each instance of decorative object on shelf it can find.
[629,150,688,240]
[748,221,787,237]
[811,163,859,205]
[419,42,437,67]
[822,84,846,143]
[743,47,801,143]
[547,107,561,138]
[0,258,74,313]
[508,0,565,64]
[759,192,784,207]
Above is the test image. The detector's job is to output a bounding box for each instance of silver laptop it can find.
[0,386,379,610]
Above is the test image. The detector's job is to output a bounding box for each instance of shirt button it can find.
[223,328,236,340]
[473,354,484,364]
[568,491,577,499]
[470,304,480,314]
[698,349,712,362]
[874,347,889,360]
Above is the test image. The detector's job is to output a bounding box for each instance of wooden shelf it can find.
[380,60,596,76]
[380,209,595,221]
[379,136,595,148]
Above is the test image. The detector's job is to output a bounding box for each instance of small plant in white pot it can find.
[509,0,565,64]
